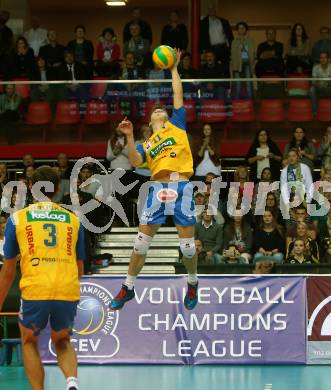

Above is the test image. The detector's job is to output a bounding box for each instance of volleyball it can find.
[152,45,177,69]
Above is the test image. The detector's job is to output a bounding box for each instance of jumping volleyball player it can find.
[111,48,199,311]
[0,166,85,390]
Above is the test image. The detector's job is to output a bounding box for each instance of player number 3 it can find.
[43,223,57,247]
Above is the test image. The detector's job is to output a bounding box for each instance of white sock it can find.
[124,274,136,290]
[67,376,78,390]
[188,274,198,285]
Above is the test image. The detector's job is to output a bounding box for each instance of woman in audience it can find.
[106,123,132,170]
[318,126,331,169]
[221,209,252,263]
[246,129,282,182]
[0,84,21,145]
[286,238,314,264]
[231,21,256,98]
[220,244,247,264]
[253,209,285,263]
[96,27,121,77]
[286,222,319,263]
[195,124,221,180]
[286,23,312,74]
[12,36,36,78]
[283,127,316,170]
[253,190,284,228]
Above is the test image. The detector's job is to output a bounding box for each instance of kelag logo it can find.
[49,282,119,359]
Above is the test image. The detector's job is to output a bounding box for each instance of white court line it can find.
[264,384,273,390]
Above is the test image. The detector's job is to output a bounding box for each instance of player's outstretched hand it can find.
[173,48,182,69]
[118,117,134,136]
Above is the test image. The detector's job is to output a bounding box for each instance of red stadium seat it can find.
[26,102,52,125]
[287,75,310,96]
[13,77,31,99]
[317,99,331,122]
[259,99,285,122]
[90,77,108,99]
[184,99,197,123]
[85,101,109,125]
[200,99,226,123]
[288,98,313,122]
[231,99,256,122]
[55,101,80,125]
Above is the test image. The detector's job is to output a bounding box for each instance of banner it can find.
[307,276,331,364]
[40,276,306,364]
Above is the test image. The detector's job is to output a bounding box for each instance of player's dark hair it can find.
[32,166,59,198]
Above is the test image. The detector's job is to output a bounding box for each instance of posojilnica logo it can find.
[49,282,119,359]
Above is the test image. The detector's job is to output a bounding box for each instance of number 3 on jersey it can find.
[43,223,57,247]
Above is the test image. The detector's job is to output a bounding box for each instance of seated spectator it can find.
[312,27,331,64]
[116,52,144,80]
[318,126,331,168]
[52,166,69,204]
[195,239,210,265]
[67,25,94,78]
[123,7,152,45]
[56,152,73,179]
[196,202,224,227]
[123,23,150,68]
[96,27,121,77]
[253,191,284,227]
[12,36,36,78]
[286,205,316,241]
[222,210,252,263]
[253,209,285,264]
[134,124,152,179]
[0,162,8,198]
[220,243,247,264]
[231,21,256,98]
[253,260,276,274]
[199,49,228,99]
[178,52,198,79]
[78,164,101,198]
[195,124,222,179]
[39,29,65,79]
[286,238,314,264]
[233,165,251,198]
[311,52,331,112]
[255,28,284,77]
[286,23,312,74]
[106,124,132,170]
[0,84,21,145]
[161,9,188,50]
[57,50,89,101]
[194,209,223,264]
[0,10,14,78]
[283,127,316,171]
[281,148,313,206]
[246,129,282,182]
[24,17,48,56]
[286,222,319,263]
[319,224,331,263]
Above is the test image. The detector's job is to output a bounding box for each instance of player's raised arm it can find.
[118,118,144,167]
[171,48,183,109]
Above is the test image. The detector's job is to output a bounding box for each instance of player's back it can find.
[7,202,83,301]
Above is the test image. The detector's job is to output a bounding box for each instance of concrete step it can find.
[110,257,178,264]
[104,227,177,235]
[95,265,175,275]
[98,241,179,248]
[96,248,179,257]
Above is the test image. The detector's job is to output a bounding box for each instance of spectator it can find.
[39,29,65,79]
[96,27,121,77]
[0,10,14,77]
[194,239,210,265]
[318,126,331,168]
[253,191,284,228]
[255,28,284,77]
[286,222,319,263]
[106,124,132,170]
[233,165,251,199]
[56,152,73,179]
[220,243,247,264]
[22,153,35,168]
[283,127,316,170]
[231,21,256,99]
[246,129,282,182]
[253,209,285,263]
[194,209,223,264]
[312,26,331,64]
[0,84,21,145]
[286,204,317,241]
[123,7,152,44]
[286,23,312,74]
[117,52,144,80]
[161,9,188,50]
[253,260,276,274]
[67,25,94,77]
[319,224,331,263]
[0,162,8,198]
[311,52,331,112]
[52,166,70,204]
[24,17,48,56]
[12,36,36,78]
[221,210,252,263]
[57,50,89,101]
[196,202,225,227]
[200,4,233,76]
[178,52,198,79]
[280,148,313,206]
[195,124,221,179]
[79,165,100,198]
[123,23,150,68]
[134,124,152,178]
[286,238,314,264]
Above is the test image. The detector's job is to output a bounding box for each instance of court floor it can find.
[0,365,330,390]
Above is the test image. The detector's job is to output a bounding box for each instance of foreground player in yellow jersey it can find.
[0,166,85,390]
[111,49,199,311]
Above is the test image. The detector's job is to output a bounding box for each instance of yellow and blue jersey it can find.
[136,107,193,179]
[4,202,85,301]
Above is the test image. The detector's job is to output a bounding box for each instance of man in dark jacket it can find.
[200,5,233,77]
[123,8,152,44]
